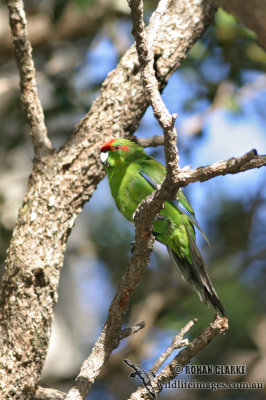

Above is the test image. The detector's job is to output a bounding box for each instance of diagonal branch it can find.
[65,2,228,400]
[5,0,52,158]
[126,4,230,397]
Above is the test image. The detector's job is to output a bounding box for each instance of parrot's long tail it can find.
[167,229,227,317]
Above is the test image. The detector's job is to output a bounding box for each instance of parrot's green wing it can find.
[138,157,226,317]
[138,157,209,245]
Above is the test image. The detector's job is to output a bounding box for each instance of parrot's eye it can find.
[115,145,120,150]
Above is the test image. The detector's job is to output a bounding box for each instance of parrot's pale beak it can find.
[100,151,109,165]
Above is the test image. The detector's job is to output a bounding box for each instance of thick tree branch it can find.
[129,315,228,399]
[34,386,66,400]
[5,0,52,158]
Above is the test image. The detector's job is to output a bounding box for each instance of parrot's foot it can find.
[130,241,136,254]
[155,215,165,220]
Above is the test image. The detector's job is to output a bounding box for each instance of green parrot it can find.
[100,138,226,317]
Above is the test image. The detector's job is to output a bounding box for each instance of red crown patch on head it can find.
[100,139,129,152]
[100,139,116,152]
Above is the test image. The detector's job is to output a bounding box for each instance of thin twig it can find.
[120,321,146,340]
[5,0,52,158]
[150,319,197,375]
[129,315,228,399]
[155,316,228,390]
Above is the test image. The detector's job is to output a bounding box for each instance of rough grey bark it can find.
[0,1,218,399]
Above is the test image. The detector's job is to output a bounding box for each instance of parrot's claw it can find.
[130,241,136,254]
[155,215,165,221]
[152,231,160,237]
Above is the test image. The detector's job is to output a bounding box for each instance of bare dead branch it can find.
[5,0,52,158]
[129,315,229,399]
[150,319,197,375]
